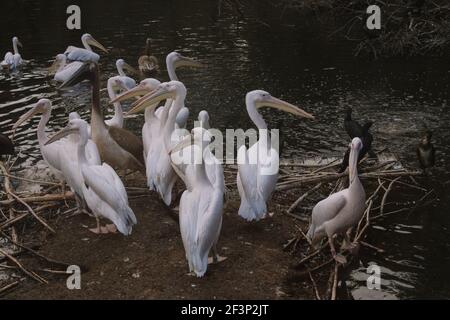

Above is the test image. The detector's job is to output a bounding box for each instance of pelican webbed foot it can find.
[209,244,227,264]
[208,255,227,265]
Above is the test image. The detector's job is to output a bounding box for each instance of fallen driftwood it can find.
[0,192,74,206]
[0,248,47,284]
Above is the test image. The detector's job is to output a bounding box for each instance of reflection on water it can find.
[1,0,449,299]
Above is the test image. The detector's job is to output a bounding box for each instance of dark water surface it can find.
[1,0,449,299]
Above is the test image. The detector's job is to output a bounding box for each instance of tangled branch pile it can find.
[277,0,450,57]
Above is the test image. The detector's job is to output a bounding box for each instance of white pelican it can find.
[1,37,23,70]
[64,33,108,62]
[13,99,66,179]
[307,137,366,263]
[124,81,187,205]
[105,75,134,128]
[115,59,137,89]
[48,54,83,83]
[237,90,314,221]
[55,112,102,214]
[59,62,144,172]
[138,38,159,78]
[46,118,137,235]
[166,51,203,81]
[110,79,175,192]
[170,127,225,277]
[67,112,99,164]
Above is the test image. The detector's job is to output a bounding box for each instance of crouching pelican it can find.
[48,54,83,83]
[64,33,108,62]
[138,38,159,77]
[46,119,137,235]
[60,62,145,172]
[170,127,226,277]
[237,90,314,221]
[307,137,366,263]
[1,37,23,70]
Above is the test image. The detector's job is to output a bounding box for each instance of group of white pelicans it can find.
[3,34,366,276]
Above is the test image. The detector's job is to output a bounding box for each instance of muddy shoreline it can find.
[2,174,315,300]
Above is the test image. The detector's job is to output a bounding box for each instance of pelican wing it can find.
[312,191,347,227]
[257,147,279,200]
[54,61,83,82]
[82,163,136,224]
[108,126,145,165]
[65,47,100,62]
[237,146,256,193]
[237,145,259,205]
[196,193,222,251]
[179,191,199,269]
[2,52,13,65]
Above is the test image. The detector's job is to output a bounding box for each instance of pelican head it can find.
[348,137,363,181]
[12,36,23,48]
[166,52,203,69]
[247,90,314,119]
[126,80,186,115]
[45,118,88,146]
[116,58,138,75]
[198,110,210,129]
[81,33,108,53]
[13,99,52,130]
[47,54,66,74]
[68,112,81,121]
[108,75,133,93]
[59,61,97,89]
[350,137,363,152]
[111,78,161,104]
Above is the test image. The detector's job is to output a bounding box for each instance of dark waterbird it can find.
[0,132,14,157]
[344,107,364,139]
[339,119,374,173]
[416,130,435,174]
[138,38,159,78]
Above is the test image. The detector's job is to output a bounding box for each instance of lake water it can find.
[1,0,449,299]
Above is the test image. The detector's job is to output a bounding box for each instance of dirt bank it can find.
[3,175,313,300]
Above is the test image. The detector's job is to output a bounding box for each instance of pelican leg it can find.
[74,194,91,216]
[341,229,353,250]
[89,216,102,234]
[342,229,360,255]
[208,244,227,264]
[329,236,347,264]
[60,179,66,196]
